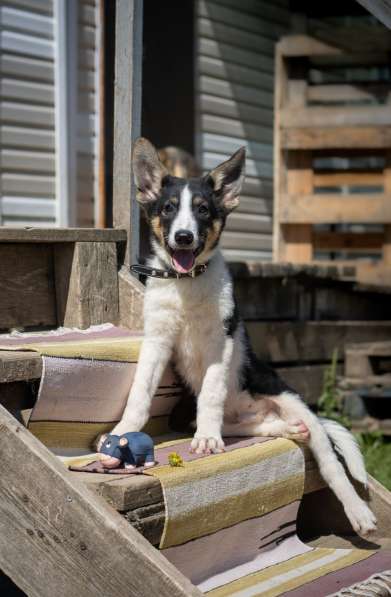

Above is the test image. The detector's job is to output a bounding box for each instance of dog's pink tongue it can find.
[172,250,195,274]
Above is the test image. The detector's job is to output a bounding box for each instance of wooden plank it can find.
[0,228,127,243]
[277,34,342,58]
[198,18,275,58]
[199,38,274,73]
[118,266,146,332]
[280,194,391,224]
[313,231,384,252]
[282,152,313,261]
[307,83,391,105]
[201,113,273,143]
[0,351,42,384]
[383,151,391,265]
[282,126,391,150]
[313,170,384,188]
[112,0,142,267]
[0,244,56,331]
[199,74,273,108]
[281,105,391,128]
[277,364,343,404]
[54,242,119,329]
[0,405,201,597]
[246,321,391,364]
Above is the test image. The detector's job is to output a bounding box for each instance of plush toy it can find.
[98,432,155,469]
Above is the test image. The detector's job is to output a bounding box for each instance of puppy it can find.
[112,137,376,537]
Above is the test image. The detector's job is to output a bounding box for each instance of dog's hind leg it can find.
[222,418,310,442]
[270,391,377,537]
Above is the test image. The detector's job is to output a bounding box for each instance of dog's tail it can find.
[320,417,367,486]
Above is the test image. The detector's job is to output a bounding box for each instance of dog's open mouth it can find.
[171,249,195,274]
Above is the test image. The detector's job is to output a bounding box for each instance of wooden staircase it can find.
[274,35,391,288]
[1,227,391,596]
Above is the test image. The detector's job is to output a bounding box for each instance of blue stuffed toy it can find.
[98,431,155,470]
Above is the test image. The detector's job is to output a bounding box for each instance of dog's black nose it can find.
[175,229,194,246]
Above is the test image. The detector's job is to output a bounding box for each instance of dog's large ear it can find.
[206,147,246,213]
[132,137,168,203]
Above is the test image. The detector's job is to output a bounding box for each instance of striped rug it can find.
[147,437,390,596]
[0,325,182,450]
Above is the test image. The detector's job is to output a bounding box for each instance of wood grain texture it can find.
[0,352,42,383]
[281,105,391,128]
[281,126,391,150]
[118,266,145,331]
[280,193,391,224]
[54,242,119,329]
[246,321,391,364]
[112,0,142,267]
[0,244,56,330]
[0,228,127,243]
[0,406,201,597]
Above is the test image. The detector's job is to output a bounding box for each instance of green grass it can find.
[357,433,391,491]
[317,350,391,490]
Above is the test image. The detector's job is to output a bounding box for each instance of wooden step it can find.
[0,228,127,243]
[73,452,326,546]
[0,351,42,383]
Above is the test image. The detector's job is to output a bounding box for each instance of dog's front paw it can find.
[345,498,377,537]
[190,435,225,455]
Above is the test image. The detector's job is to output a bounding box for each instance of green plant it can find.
[317,348,351,428]
[317,350,391,490]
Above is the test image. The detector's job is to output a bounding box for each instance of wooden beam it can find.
[0,228,127,243]
[307,83,390,104]
[313,171,384,188]
[54,242,119,328]
[246,321,391,364]
[0,244,57,331]
[0,405,201,597]
[0,352,42,384]
[280,193,391,224]
[282,126,391,149]
[313,231,384,252]
[277,35,341,57]
[383,151,391,265]
[112,0,143,267]
[117,266,145,331]
[281,105,391,128]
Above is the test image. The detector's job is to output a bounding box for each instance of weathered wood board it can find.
[0,244,56,331]
[0,405,201,597]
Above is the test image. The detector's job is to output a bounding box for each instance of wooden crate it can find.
[273,34,391,288]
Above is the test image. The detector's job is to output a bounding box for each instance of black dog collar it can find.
[130,263,208,279]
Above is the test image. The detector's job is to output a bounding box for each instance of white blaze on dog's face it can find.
[132,137,246,272]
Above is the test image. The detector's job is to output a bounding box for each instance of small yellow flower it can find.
[168,452,184,467]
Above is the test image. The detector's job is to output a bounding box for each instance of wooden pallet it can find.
[340,341,391,431]
[273,34,391,288]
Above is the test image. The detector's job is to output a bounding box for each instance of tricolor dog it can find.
[112,137,377,537]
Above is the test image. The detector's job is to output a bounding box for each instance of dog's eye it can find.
[198,204,209,215]
[163,201,175,215]
[105,441,111,448]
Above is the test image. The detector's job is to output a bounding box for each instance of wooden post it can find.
[0,406,201,597]
[54,242,120,328]
[113,0,143,267]
[383,151,391,265]
[282,151,313,262]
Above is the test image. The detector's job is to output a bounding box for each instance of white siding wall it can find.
[0,0,56,226]
[195,0,290,261]
[0,0,99,227]
[76,0,99,227]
